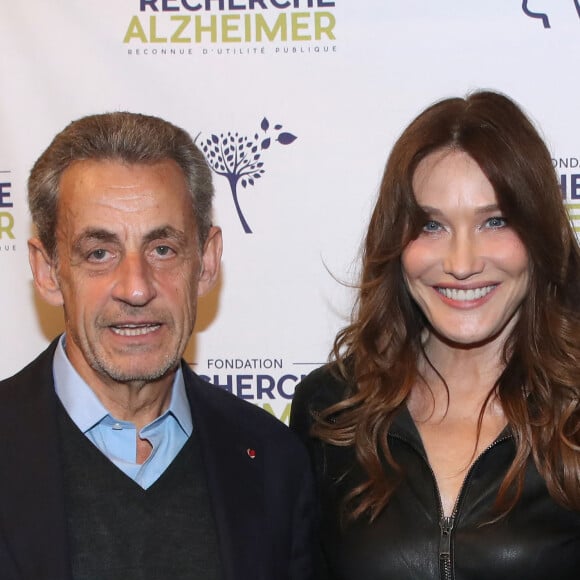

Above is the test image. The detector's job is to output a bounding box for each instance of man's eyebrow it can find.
[143,226,187,245]
[71,226,189,255]
[72,229,119,253]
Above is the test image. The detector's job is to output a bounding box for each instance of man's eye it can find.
[154,245,174,257]
[87,249,109,261]
[486,216,507,229]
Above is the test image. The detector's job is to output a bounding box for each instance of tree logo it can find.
[201,118,297,233]
[522,0,580,28]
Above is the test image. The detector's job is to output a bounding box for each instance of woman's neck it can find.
[410,334,506,422]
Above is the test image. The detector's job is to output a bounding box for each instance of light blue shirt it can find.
[53,336,192,489]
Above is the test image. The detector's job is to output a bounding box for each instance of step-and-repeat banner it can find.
[1,1,579,422]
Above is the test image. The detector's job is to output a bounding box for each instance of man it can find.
[0,112,317,579]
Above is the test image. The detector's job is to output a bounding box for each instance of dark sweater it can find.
[56,402,223,580]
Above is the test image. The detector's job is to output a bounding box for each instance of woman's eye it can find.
[486,216,507,228]
[422,220,442,232]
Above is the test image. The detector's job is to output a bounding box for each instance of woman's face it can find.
[401,149,529,348]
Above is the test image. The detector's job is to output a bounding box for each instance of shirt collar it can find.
[52,335,193,435]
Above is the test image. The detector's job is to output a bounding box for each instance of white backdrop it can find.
[1,1,579,422]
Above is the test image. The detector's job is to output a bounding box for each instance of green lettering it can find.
[255,13,287,42]
[123,15,148,43]
[262,402,291,424]
[195,15,218,42]
[315,11,335,40]
[291,12,310,41]
[170,15,191,42]
[0,213,15,239]
[150,15,167,43]
[222,14,242,43]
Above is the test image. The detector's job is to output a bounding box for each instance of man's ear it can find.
[28,238,64,306]
[198,226,222,297]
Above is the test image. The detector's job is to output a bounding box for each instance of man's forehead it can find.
[58,159,193,210]
[60,158,188,190]
[56,159,198,239]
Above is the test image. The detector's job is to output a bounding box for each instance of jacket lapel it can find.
[184,367,265,580]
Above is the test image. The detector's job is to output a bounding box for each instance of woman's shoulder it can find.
[294,362,352,409]
[290,362,353,440]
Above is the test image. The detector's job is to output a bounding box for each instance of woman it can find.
[290,90,580,579]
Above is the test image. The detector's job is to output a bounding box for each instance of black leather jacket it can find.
[290,365,580,580]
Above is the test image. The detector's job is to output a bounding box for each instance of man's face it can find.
[30,159,221,391]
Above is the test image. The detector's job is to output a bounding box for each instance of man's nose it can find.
[443,232,484,280]
[111,254,157,306]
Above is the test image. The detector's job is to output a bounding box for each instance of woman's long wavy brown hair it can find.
[313,90,580,522]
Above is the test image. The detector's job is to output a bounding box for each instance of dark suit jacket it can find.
[0,339,317,580]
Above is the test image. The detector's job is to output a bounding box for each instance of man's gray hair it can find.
[28,111,214,257]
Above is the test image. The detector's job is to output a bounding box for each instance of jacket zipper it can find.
[390,431,511,580]
[440,435,511,580]
[439,514,454,580]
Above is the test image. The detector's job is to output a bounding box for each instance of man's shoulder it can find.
[0,340,57,401]
[183,365,302,444]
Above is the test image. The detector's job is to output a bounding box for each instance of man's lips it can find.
[109,323,161,337]
[435,284,497,302]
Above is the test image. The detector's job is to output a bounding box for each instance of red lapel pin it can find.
[246,448,257,459]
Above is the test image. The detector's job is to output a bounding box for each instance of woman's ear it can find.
[28,238,64,306]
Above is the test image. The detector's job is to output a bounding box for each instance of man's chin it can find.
[94,357,180,386]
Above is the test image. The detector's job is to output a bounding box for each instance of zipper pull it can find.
[439,515,454,557]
